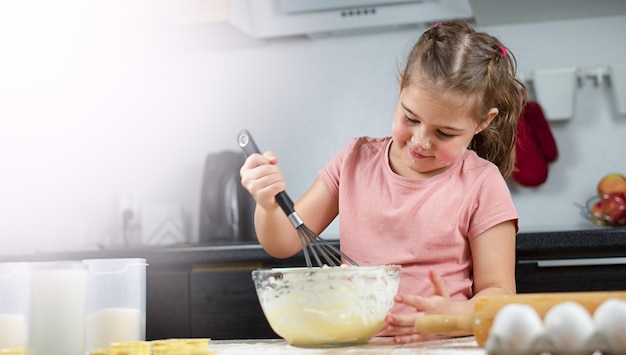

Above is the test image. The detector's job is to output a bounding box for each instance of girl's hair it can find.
[401,19,525,178]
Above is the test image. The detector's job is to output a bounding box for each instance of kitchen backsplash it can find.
[1,8,625,254]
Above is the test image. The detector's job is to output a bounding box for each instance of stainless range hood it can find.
[229,0,474,38]
[228,0,626,39]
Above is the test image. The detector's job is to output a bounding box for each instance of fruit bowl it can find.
[581,193,626,227]
[251,265,401,347]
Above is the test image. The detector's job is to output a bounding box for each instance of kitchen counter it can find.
[1,227,625,340]
[208,336,484,354]
[516,226,626,259]
[3,226,624,266]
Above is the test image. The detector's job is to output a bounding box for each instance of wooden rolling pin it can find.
[414,291,626,346]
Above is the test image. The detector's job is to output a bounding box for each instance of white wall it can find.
[1,3,625,254]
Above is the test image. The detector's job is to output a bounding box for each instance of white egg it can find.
[544,301,595,351]
[594,298,626,348]
[489,303,544,350]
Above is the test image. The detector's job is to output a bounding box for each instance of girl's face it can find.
[390,82,494,179]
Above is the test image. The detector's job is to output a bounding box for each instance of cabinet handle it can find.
[531,257,626,268]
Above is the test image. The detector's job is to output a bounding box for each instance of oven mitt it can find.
[512,101,559,187]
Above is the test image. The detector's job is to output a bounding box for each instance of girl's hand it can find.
[382,268,458,344]
[239,151,287,210]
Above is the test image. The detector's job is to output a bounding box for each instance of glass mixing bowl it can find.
[251,265,401,347]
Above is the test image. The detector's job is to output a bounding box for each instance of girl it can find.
[240,19,525,344]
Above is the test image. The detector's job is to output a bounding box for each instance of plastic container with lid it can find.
[0,262,30,350]
[83,258,148,352]
[29,261,88,355]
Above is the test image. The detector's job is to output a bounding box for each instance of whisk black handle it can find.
[237,129,298,219]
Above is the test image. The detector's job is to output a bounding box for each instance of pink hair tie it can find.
[500,46,507,57]
[434,22,442,28]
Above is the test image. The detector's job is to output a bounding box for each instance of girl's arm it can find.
[241,152,338,258]
[468,220,517,300]
[255,177,338,258]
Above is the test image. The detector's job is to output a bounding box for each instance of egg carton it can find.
[485,300,626,355]
[487,331,626,355]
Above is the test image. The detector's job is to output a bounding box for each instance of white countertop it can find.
[209,336,485,354]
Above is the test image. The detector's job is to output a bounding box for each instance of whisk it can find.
[237,129,358,268]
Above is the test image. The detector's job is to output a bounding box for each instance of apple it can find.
[600,192,626,226]
[597,173,626,196]
[589,201,606,226]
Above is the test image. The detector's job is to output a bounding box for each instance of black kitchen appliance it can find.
[198,150,257,244]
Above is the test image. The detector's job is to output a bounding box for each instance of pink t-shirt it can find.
[319,137,518,313]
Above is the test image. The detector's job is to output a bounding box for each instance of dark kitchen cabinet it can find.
[516,257,626,293]
[188,256,309,340]
[146,267,191,339]
[515,227,626,293]
[189,266,275,339]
